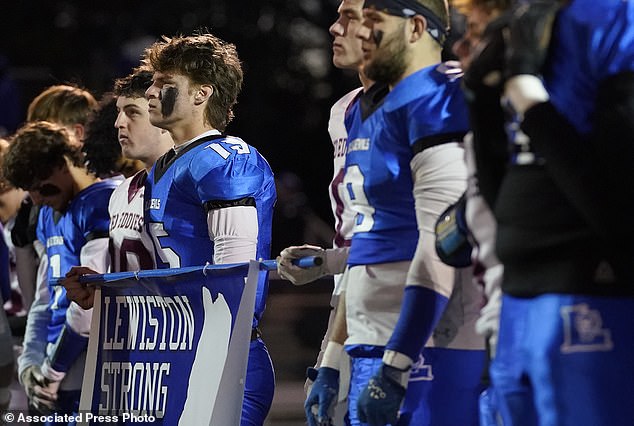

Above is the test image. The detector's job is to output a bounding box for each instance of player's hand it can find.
[21,365,57,414]
[304,366,339,426]
[505,1,561,78]
[62,266,98,310]
[277,244,326,285]
[304,366,317,396]
[357,364,407,426]
[40,379,61,399]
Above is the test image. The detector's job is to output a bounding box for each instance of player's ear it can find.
[410,14,426,43]
[70,123,85,146]
[194,85,214,105]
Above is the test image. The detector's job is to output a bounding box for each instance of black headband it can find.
[363,0,447,44]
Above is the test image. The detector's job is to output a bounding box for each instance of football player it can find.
[143,33,277,425]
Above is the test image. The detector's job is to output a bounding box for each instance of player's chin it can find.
[121,145,135,158]
[333,55,356,69]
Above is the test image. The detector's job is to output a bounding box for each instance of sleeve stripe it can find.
[412,131,467,154]
[204,196,256,212]
[85,230,110,242]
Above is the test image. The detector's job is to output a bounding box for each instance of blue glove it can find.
[357,364,407,426]
[305,366,339,426]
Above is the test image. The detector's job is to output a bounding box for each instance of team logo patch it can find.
[409,354,434,382]
[560,303,613,353]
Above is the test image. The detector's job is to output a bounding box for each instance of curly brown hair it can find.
[3,121,85,190]
[144,33,243,131]
[0,138,12,193]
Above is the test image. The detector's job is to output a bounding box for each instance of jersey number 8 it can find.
[342,165,375,233]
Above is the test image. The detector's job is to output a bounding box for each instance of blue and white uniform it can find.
[18,180,115,422]
[343,64,485,426]
[144,130,276,425]
[37,182,114,343]
[490,2,634,425]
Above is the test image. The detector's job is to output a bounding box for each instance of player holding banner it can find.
[67,34,276,423]
[63,63,266,424]
[64,66,174,308]
[142,33,277,425]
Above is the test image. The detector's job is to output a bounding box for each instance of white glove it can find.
[504,74,549,116]
[277,245,327,285]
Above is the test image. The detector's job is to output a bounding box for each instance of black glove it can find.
[505,1,562,78]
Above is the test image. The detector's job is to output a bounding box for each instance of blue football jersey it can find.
[544,0,634,136]
[144,133,276,324]
[36,180,116,343]
[345,64,469,266]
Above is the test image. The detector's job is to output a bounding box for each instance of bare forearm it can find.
[329,290,347,345]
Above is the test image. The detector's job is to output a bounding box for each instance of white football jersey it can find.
[328,87,362,249]
[108,170,155,272]
[328,88,362,295]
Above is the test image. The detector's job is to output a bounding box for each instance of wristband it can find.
[321,341,344,370]
[382,350,413,371]
[324,247,349,276]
